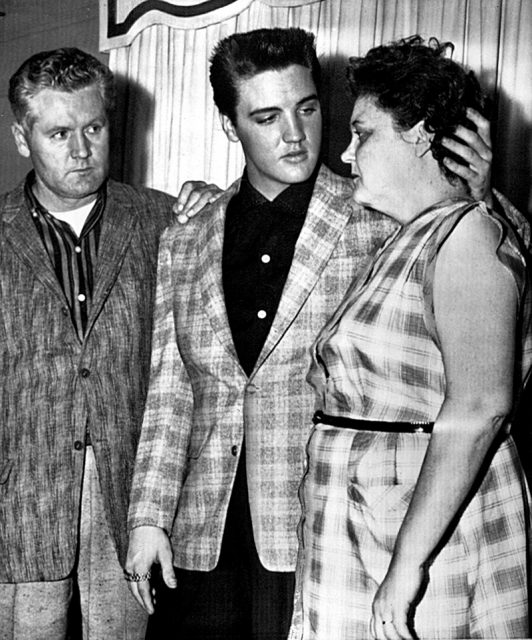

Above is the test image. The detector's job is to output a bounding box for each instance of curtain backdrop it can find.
[102,0,532,218]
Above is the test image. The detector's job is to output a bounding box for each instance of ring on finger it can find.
[123,569,152,582]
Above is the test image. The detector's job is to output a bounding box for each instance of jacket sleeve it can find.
[127,229,194,533]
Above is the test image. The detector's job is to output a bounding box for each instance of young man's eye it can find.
[256,115,276,125]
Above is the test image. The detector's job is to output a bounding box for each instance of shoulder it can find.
[106,179,175,232]
[161,178,240,245]
[439,203,506,256]
[106,179,175,209]
[0,179,27,214]
[314,164,353,199]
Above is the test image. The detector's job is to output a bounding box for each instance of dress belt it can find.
[312,410,433,434]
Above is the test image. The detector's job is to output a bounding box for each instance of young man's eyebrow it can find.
[248,93,319,117]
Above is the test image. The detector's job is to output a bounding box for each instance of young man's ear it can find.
[220,113,240,143]
[11,122,31,158]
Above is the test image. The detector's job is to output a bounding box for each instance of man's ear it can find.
[11,122,31,158]
[402,120,433,157]
[220,113,240,143]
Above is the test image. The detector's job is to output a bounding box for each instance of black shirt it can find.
[222,169,317,375]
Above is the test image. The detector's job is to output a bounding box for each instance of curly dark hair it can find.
[210,27,321,124]
[346,35,487,184]
[9,47,114,128]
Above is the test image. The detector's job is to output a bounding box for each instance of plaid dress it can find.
[297,200,532,639]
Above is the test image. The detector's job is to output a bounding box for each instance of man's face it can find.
[11,85,110,211]
[221,64,322,200]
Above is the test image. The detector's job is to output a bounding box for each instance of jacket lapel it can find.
[253,166,354,372]
[1,183,69,306]
[197,181,241,359]
[85,182,138,337]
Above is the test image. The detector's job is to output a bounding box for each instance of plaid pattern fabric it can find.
[309,200,532,421]
[128,165,398,572]
[300,426,529,639]
[296,200,532,638]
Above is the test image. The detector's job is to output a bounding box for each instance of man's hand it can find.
[442,108,493,205]
[174,180,223,224]
[125,525,176,614]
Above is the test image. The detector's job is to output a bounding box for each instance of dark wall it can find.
[0,0,107,193]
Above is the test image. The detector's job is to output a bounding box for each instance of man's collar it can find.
[236,166,319,217]
[24,170,105,215]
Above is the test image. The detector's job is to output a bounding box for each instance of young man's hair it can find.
[209,27,321,123]
[9,47,115,128]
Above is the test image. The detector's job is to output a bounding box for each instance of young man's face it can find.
[221,64,322,200]
[11,84,110,212]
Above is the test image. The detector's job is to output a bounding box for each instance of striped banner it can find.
[100,0,254,49]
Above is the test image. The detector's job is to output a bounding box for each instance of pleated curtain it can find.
[105,0,532,218]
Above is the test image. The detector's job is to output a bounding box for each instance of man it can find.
[126,28,521,640]
[0,48,178,639]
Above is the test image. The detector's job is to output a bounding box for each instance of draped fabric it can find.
[102,0,532,219]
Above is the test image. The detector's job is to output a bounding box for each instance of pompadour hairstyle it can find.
[209,27,321,123]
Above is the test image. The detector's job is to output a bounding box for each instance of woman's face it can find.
[341,95,420,220]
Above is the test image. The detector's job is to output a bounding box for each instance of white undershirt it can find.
[48,199,97,237]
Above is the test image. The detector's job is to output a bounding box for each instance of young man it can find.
[0,48,177,639]
[126,28,519,640]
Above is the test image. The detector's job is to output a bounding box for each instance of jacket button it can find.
[80,368,91,378]
[231,445,238,456]
[61,307,69,316]
[74,440,84,451]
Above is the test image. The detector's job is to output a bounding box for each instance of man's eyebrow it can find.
[248,93,319,117]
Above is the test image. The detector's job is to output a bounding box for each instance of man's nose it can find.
[70,131,91,159]
[282,115,305,143]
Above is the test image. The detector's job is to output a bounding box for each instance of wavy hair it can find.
[9,47,114,128]
[347,35,487,183]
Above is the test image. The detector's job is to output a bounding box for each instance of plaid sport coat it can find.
[0,178,174,581]
[128,165,397,571]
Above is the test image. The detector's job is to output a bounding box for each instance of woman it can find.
[297,36,532,639]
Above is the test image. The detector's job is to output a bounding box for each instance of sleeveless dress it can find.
[298,200,532,639]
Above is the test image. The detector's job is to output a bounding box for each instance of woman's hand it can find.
[370,562,423,640]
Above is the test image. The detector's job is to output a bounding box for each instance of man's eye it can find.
[52,130,68,140]
[86,125,103,135]
[300,106,317,116]
[256,115,276,125]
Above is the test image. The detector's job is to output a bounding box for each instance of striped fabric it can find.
[25,177,103,339]
[297,200,532,639]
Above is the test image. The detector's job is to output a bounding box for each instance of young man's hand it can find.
[125,525,176,614]
[442,108,493,205]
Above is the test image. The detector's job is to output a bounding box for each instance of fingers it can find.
[159,544,177,589]
[465,107,492,150]
[128,576,156,615]
[173,180,223,223]
[371,615,414,640]
[129,580,155,615]
[442,121,492,201]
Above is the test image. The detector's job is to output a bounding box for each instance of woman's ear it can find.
[402,120,433,157]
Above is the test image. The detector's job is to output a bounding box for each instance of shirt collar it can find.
[235,166,319,218]
[24,171,106,235]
